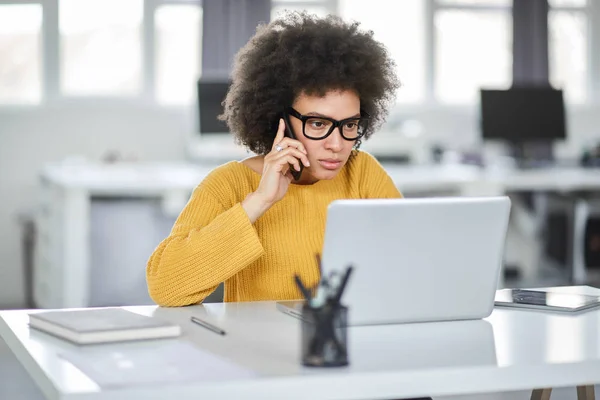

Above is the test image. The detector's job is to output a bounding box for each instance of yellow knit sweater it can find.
[146,150,401,306]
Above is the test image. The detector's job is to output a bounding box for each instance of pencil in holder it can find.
[301,303,348,367]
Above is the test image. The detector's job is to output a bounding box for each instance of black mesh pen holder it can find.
[301,303,348,367]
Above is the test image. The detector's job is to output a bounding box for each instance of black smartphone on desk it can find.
[282,112,303,181]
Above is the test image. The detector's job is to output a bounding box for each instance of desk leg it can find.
[571,199,589,284]
[531,388,552,400]
[63,189,91,308]
[577,385,595,400]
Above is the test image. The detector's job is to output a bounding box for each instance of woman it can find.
[147,11,402,307]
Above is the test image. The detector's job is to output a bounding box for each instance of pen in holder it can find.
[295,259,353,368]
[301,302,348,367]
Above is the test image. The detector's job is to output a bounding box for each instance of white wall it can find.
[0,103,192,308]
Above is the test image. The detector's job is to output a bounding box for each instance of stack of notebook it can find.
[495,288,600,313]
[28,308,181,345]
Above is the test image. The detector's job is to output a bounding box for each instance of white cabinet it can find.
[33,162,211,309]
[88,198,176,306]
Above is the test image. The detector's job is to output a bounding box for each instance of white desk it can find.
[34,161,600,308]
[483,167,600,193]
[2,286,600,400]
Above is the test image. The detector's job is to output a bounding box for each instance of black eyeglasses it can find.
[286,107,369,141]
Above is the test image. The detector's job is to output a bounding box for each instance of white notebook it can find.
[495,288,600,313]
[28,308,181,345]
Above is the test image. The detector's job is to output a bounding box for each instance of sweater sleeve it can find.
[358,151,403,199]
[146,185,264,307]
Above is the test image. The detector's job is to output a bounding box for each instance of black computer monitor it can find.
[197,80,231,134]
[480,87,566,142]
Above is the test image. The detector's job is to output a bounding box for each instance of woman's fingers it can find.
[276,154,302,172]
[272,147,310,168]
[270,118,308,156]
[275,137,307,155]
[265,151,301,173]
[271,119,286,151]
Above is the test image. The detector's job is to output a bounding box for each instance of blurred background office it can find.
[0,0,600,313]
[2,1,600,399]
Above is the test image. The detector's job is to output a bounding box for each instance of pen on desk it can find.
[294,275,313,302]
[190,316,226,336]
[333,265,354,304]
[314,253,324,300]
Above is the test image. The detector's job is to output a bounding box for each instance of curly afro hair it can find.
[219,11,401,155]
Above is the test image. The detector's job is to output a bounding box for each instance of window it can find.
[549,0,587,6]
[335,0,512,105]
[276,0,600,106]
[273,1,427,104]
[271,0,334,20]
[437,0,511,4]
[339,0,426,104]
[434,0,512,104]
[59,0,144,96]
[548,0,589,103]
[0,0,203,105]
[0,4,43,104]
[155,4,203,105]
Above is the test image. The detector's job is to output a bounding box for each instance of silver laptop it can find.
[278,196,511,325]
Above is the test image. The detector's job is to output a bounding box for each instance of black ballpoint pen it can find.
[333,265,354,304]
[294,274,313,303]
[190,316,226,336]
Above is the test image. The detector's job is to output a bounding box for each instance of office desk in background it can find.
[1,285,600,400]
[34,161,600,309]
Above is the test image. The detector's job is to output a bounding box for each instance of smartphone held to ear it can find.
[282,113,304,181]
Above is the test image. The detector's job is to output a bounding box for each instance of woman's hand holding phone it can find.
[242,118,310,222]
